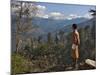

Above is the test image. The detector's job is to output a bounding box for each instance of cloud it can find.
[35,5,68,20]
[35,11,67,20]
[35,5,47,18]
[42,15,49,18]
[50,12,62,16]
[67,14,82,20]
[35,11,92,20]
[49,12,67,20]
[36,5,46,10]
[66,13,93,20]
[83,13,93,19]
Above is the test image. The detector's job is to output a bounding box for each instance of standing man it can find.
[72,24,80,69]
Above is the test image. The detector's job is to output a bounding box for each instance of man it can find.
[72,24,80,69]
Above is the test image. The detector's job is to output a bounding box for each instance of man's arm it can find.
[77,32,80,45]
[75,32,80,45]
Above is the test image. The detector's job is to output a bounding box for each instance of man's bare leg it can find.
[75,58,78,70]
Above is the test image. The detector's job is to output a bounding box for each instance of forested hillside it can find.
[12,17,96,75]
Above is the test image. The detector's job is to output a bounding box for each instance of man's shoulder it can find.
[75,31,79,35]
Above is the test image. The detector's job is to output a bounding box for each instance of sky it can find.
[11,1,96,20]
[35,2,95,15]
[34,2,96,20]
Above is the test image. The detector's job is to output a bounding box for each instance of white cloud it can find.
[35,12,93,20]
[66,13,93,20]
[36,5,46,11]
[35,5,47,18]
[43,15,49,18]
[49,12,67,20]
[35,11,92,20]
[35,11,67,20]
[83,13,93,19]
[35,13,48,18]
[67,14,82,20]
[50,12,62,16]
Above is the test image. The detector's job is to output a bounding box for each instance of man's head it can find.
[72,24,77,30]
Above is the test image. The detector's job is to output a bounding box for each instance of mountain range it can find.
[12,15,95,38]
[26,17,89,37]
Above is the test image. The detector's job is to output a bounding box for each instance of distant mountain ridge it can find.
[24,17,88,37]
[32,17,88,33]
[12,15,95,38]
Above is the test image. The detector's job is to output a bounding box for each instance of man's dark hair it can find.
[72,24,77,29]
